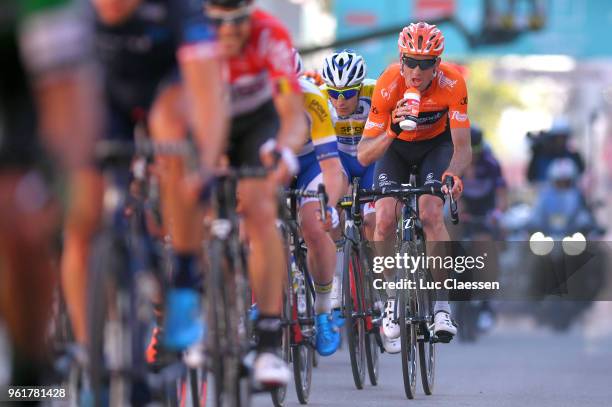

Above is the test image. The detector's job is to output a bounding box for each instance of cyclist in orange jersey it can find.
[358,22,472,352]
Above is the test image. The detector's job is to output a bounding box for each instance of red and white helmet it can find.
[398,22,445,57]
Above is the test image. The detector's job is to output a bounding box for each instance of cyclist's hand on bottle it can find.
[389,97,411,137]
[391,97,411,124]
[441,171,463,200]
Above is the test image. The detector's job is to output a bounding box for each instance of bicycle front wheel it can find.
[398,243,418,399]
[343,240,366,390]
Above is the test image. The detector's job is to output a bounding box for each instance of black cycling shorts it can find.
[374,127,453,201]
[227,100,279,168]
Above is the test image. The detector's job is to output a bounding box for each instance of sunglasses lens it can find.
[208,11,250,26]
[328,89,341,99]
[402,57,436,69]
[403,58,418,69]
[328,87,359,99]
[343,89,359,99]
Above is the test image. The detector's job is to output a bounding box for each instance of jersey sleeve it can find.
[448,74,470,129]
[363,66,398,138]
[171,0,218,62]
[258,23,300,95]
[305,89,338,161]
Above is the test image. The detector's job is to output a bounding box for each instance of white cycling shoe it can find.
[381,327,401,354]
[382,299,400,339]
[433,311,457,342]
[253,351,291,389]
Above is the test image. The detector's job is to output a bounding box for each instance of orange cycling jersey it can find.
[363,62,470,142]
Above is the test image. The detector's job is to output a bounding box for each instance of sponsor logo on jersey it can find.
[381,88,391,100]
[438,72,457,89]
[308,99,328,122]
[451,111,468,122]
[365,120,385,130]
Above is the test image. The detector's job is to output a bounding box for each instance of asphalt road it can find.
[250,318,612,407]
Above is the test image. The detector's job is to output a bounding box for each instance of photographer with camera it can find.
[526,118,585,184]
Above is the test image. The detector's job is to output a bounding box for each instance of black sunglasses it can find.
[401,56,438,70]
[206,7,252,26]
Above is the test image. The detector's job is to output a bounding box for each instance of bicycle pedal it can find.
[432,333,453,344]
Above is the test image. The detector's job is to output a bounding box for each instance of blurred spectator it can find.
[461,125,508,236]
[526,118,585,183]
[0,0,99,386]
[529,158,595,236]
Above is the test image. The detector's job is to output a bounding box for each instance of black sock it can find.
[173,253,201,289]
[254,314,282,351]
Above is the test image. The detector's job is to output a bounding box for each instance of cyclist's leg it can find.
[229,102,290,384]
[0,169,59,384]
[417,134,457,336]
[150,81,204,349]
[61,168,103,345]
[61,102,124,346]
[372,142,412,350]
[297,166,341,355]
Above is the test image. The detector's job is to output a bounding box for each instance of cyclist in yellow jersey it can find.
[293,49,347,356]
[319,50,377,241]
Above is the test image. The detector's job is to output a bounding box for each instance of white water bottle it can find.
[399,87,421,131]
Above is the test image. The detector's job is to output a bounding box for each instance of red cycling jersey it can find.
[226,9,300,116]
[363,62,470,142]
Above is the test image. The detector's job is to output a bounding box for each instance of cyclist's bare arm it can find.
[357,132,394,166]
[445,126,472,176]
[178,48,228,169]
[319,157,347,206]
[273,91,308,153]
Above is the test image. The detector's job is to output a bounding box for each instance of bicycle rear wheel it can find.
[207,238,248,407]
[88,234,131,407]
[343,240,366,390]
[361,248,380,386]
[417,267,436,395]
[271,249,292,407]
[292,252,314,404]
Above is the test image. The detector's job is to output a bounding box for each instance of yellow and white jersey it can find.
[298,77,338,160]
[320,78,376,157]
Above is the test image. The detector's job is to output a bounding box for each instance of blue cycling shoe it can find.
[332,308,345,328]
[315,313,341,356]
[163,288,205,350]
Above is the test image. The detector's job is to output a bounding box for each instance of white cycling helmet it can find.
[292,48,303,77]
[547,158,578,182]
[321,49,366,88]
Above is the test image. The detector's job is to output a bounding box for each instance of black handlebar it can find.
[285,184,328,223]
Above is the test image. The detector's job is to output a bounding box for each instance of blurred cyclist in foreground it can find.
[0,0,100,385]
[61,0,226,368]
[203,0,307,387]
